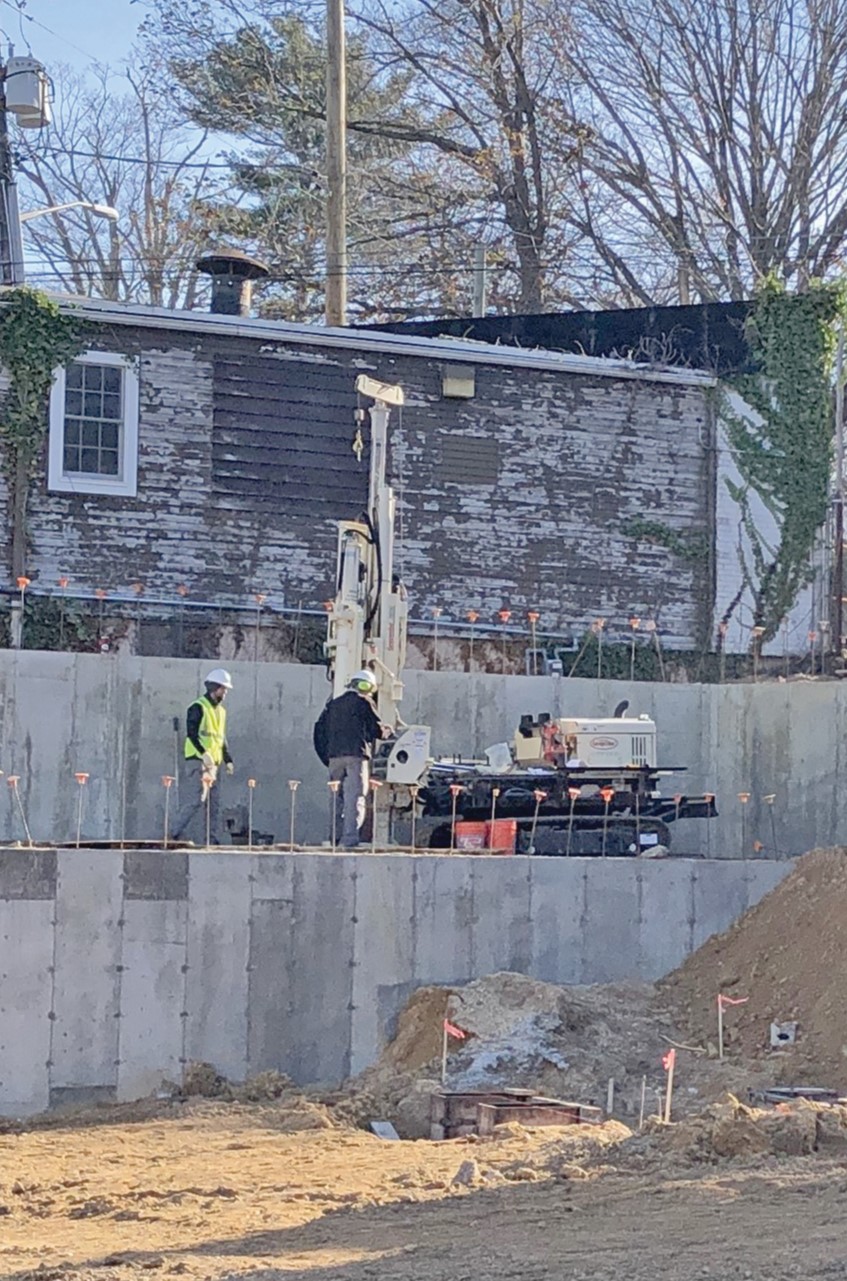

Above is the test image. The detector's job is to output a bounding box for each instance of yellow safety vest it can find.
[184,695,227,765]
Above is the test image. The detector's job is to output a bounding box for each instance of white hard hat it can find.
[349,669,377,692]
[205,668,233,689]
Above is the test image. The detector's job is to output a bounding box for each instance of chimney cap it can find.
[195,249,270,281]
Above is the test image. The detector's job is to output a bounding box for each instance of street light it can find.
[20,201,119,224]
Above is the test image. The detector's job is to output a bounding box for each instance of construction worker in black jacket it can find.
[313,670,390,848]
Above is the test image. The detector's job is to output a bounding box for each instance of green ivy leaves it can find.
[725,277,846,642]
[621,516,710,563]
[0,288,88,479]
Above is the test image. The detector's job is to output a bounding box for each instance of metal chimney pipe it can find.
[195,250,270,316]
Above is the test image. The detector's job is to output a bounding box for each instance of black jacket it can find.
[313,690,383,765]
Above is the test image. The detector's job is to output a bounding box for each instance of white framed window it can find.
[48,351,139,497]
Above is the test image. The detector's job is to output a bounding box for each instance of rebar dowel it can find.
[654,630,666,681]
[566,797,576,857]
[10,780,33,847]
[329,780,340,852]
[73,774,90,848]
[528,793,545,854]
[120,764,128,851]
[288,780,300,851]
[410,785,420,853]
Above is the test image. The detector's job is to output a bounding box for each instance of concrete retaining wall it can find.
[0,847,789,1117]
[0,650,842,857]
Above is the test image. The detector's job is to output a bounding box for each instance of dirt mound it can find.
[635,1093,847,1164]
[490,1119,633,1179]
[343,971,680,1135]
[662,848,847,1090]
[182,1063,301,1101]
[378,987,454,1073]
[180,1063,340,1131]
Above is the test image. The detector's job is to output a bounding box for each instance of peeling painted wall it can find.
[6,323,716,648]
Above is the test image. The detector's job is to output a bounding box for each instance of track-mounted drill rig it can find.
[323,378,717,856]
[416,708,717,856]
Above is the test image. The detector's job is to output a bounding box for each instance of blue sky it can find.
[4,0,142,73]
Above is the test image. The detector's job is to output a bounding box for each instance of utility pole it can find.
[472,245,487,317]
[325,0,347,326]
[833,326,845,663]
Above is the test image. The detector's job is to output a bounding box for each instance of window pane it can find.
[82,364,103,392]
[102,392,121,420]
[66,364,83,391]
[80,448,98,473]
[65,389,82,416]
[102,367,122,394]
[82,422,99,447]
[100,422,119,451]
[64,419,81,446]
[63,445,78,472]
[83,391,101,418]
[98,450,119,476]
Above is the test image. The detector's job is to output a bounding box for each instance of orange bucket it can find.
[455,821,488,850]
[486,819,518,854]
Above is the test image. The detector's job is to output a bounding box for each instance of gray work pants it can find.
[171,760,222,845]
[329,755,369,849]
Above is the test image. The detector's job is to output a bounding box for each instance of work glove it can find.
[202,751,215,770]
[226,762,234,777]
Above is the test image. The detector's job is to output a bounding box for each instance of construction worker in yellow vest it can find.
[171,669,234,845]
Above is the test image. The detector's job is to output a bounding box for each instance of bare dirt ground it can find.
[3,1097,847,1281]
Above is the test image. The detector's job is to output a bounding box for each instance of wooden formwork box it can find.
[430,1088,601,1140]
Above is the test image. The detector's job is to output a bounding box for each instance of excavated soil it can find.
[663,847,847,1089]
[338,973,683,1137]
[3,1092,847,1280]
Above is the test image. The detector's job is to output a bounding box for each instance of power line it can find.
[0,0,99,63]
[30,144,237,171]
[16,257,496,280]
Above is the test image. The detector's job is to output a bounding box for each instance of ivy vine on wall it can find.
[620,516,709,563]
[724,277,847,643]
[0,288,88,578]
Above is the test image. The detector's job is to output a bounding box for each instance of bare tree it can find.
[149,0,590,315]
[16,62,228,307]
[556,0,847,302]
[351,0,588,312]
